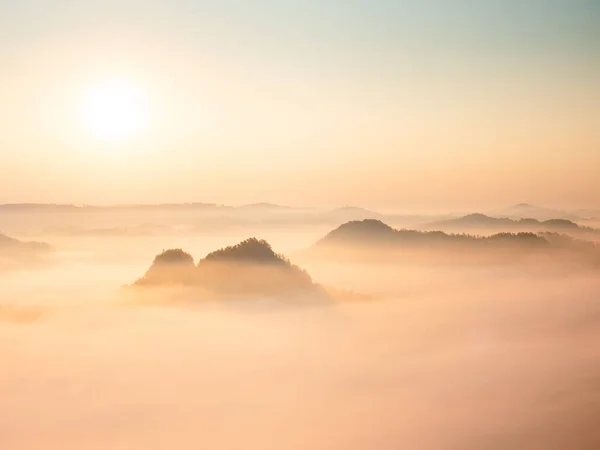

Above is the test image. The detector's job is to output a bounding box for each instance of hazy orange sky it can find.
[1,1,598,210]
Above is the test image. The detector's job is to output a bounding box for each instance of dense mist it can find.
[4,0,599,447]
[2,205,600,449]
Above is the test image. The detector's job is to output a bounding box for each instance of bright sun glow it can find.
[80,79,149,142]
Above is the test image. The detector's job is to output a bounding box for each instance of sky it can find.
[0,0,599,210]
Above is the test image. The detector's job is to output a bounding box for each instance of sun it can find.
[80,79,149,142]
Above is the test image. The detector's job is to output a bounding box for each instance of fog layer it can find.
[2,238,600,449]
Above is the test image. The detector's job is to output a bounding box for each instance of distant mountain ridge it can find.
[0,203,448,236]
[317,219,550,248]
[310,219,600,264]
[423,213,598,236]
[0,202,597,218]
[2,203,597,239]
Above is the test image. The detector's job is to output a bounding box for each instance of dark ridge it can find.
[203,238,287,266]
[310,219,600,266]
[321,219,396,242]
[425,213,596,235]
[317,221,549,248]
[313,220,576,260]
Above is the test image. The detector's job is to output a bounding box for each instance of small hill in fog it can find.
[317,219,548,249]
[423,213,596,236]
[310,219,600,265]
[0,233,52,268]
[134,238,326,298]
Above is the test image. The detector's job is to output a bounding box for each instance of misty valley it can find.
[3,1,599,447]
[1,203,600,449]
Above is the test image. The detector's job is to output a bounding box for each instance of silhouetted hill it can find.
[317,220,549,249]
[134,238,326,298]
[310,219,600,265]
[422,213,598,236]
[319,219,397,242]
